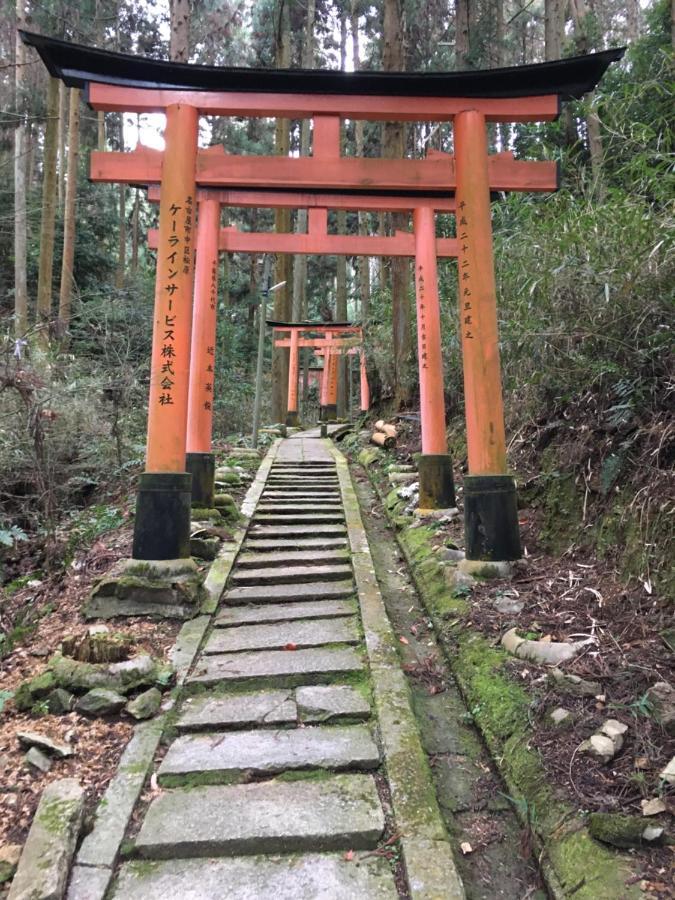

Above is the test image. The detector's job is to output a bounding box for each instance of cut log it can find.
[371,431,396,449]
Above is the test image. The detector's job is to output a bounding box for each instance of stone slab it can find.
[176,690,296,731]
[236,549,349,569]
[114,853,397,900]
[168,616,210,685]
[158,724,379,783]
[230,564,353,586]
[256,504,343,513]
[253,514,345,525]
[401,838,466,900]
[215,599,357,626]
[135,775,384,858]
[67,865,112,900]
[203,617,359,653]
[297,685,371,723]
[9,778,84,900]
[224,580,354,605]
[248,524,347,538]
[244,538,348,552]
[187,647,364,688]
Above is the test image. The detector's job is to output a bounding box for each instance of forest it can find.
[0,0,673,898]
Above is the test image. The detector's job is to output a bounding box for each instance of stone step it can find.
[236,549,349,569]
[248,524,347,539]
[224,580,354,605]
[215,599,357,627]
[115,853,397,900]
[270,467,336,474]
[266,476,338,483]
[256,504,343,514]
[260,494,341,503]
[187,646,363,689]
[176,684,371,732]
[158,724,379,785]
[230,564,353,586]
[252,515,346,526]
[203,616,358,653]
[243,537,348,552]
[134,774,384,859]
[262,484,339,493]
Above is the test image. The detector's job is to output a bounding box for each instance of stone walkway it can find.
[110,434,464,899]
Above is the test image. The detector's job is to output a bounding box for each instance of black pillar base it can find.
[132,472,192,561]
[186,452,215,508]
[418,454,456,509]
[464,474,522,561]
[320,423,328,438]
[285,410,299,427]
[321,404,337,422]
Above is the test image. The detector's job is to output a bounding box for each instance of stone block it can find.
[296,685,371,723]
[215,599,357,627]
[75,688,127,717]
[203,617,358,654]
[125,688,162,721]
[224,580,354,605]
[176,691,297,731]
[187,647,364,688]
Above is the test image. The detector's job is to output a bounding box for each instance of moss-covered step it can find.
[247,524,347,539]
[243,537,348,552]
[236,549,350,569]
[224,580,354,605]
[202,617,359,653]
[187,647,364,689]
[229,563,353,587]
[214,599,358,627]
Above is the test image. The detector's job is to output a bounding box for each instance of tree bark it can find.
[544,0,565,60]
[383,0,412,408]
[57,80,68,207]
[271,0,293,423]
[570,0,604,192]
[455,0,470,68]
[57,88,80,341]
[170,0,190,62]
[14,0,29,337]
[131,187,140,273]
[116,117,126,288]
[36,76,61,345]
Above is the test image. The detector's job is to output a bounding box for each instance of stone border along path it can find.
[72,433,465,899]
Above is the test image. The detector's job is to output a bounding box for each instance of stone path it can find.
[107,434,464,899]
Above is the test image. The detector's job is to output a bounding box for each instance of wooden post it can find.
[360,351,370,413]
[412,206,456,509]
[185,195,220,510]
[455,110,521,560]
[132,103,198,560]
[325,338,339,420]
[286,327,300,426]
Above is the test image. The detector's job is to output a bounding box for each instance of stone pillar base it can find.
[418,454,456,509]
[320,404,337,422]
[186,452,215,509]
[132,472,192,561]
[320,423,328,438]
[285,410,299,427]
[463,474,522,561]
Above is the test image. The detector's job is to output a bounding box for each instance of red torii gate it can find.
[21,30,622,564]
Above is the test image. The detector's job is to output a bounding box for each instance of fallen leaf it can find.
[399,636,409,645]
[460,842,473,855]
[634,757,649,769]
[641,798,667,817]
[343,849,355,861]
[284,643,298,651]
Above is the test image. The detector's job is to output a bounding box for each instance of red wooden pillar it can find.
[286,327,300,426]
[133,103,198,560]
[412,206,456,509]
[325,342,339,420]
[359,351,370,413]
[185,195,220,510]
[455,110,521,560]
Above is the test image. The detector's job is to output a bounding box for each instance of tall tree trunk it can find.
[570,0,604,193]
[14,0,29,337]
[131,187,140,273]
[383,0,412,408]
[170,0,190,62]
[291,0,315,324]
[351,0,370,324]
[116,117,126,287]
[493,0,505,66]
[271,0,293,423]
[57,88,80,341]
[544,0,565,60]
[624,0,639,43]
[57,80,68,207]
[455,0,470,68]
[36,76,60,345]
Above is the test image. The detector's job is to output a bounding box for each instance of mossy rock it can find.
[588,812,665,849]
[14,670,58,712]
[49,652,164,696]
[190,507,223,522]
[357,448,382,468]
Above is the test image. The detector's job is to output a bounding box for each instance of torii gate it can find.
[21,30,622,564]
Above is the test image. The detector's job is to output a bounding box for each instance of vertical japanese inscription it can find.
[457,201,474,342]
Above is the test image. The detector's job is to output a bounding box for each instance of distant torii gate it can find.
[21,30,622,564]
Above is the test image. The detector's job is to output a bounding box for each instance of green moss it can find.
[276,768,336,783]
[550,828,640,899]
[37,797,79,835]
[124,860,160,877]
[14,670,58,711]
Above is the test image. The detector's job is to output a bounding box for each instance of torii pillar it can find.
[285,327,300,427]
[320,339,339,422]
[455,110,521,560]
[359,351,370,413]
[132,104,198,560]
[413,206,456,510]
[185,195,220,509]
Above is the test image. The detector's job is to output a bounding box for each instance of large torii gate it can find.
[21,30,622,566]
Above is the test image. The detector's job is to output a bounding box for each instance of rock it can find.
[388,472,417,484]
[86,557,206,621]
[548,668,602,697]
[659,755,675,784]
[414,507,460,522]
[493,594,524,615]
[458,559,513,579]
[13,670,58,712]
[47,688,76,715]
[76,688,127,717]
[190,535,220,560]
[125,688,162,721]
[388,464,415,473]
[599,719,628,752]
[501,628,593,666]
[357,448,382,468]
[645,682,675,735]
[445,568,476,594]
[191,507,224,522]
[641,798,667,817]
[24,746,53,773]
[88,625,109,635]
[0,845,21,886]
[589,812,665,849]
[16,730,74,759]
[62,630,133,664]
[439,547,466,563]
[50,652,163,696]
[580,734,616,764]
[7,778,84,900]
[549,707,572,726]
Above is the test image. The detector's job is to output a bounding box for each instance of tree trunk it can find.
[455,0,470,68]
[169,0,190,62]
[383,0,412,408]
[57,88,81,341]
[570,0,604,192]
[36,76,61,345]
[14,0,29,337]
[544,0,565,60]
[57,80,68,207]
[271,0,293,423]
[116,117,126,288]
[131,187,140,273]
